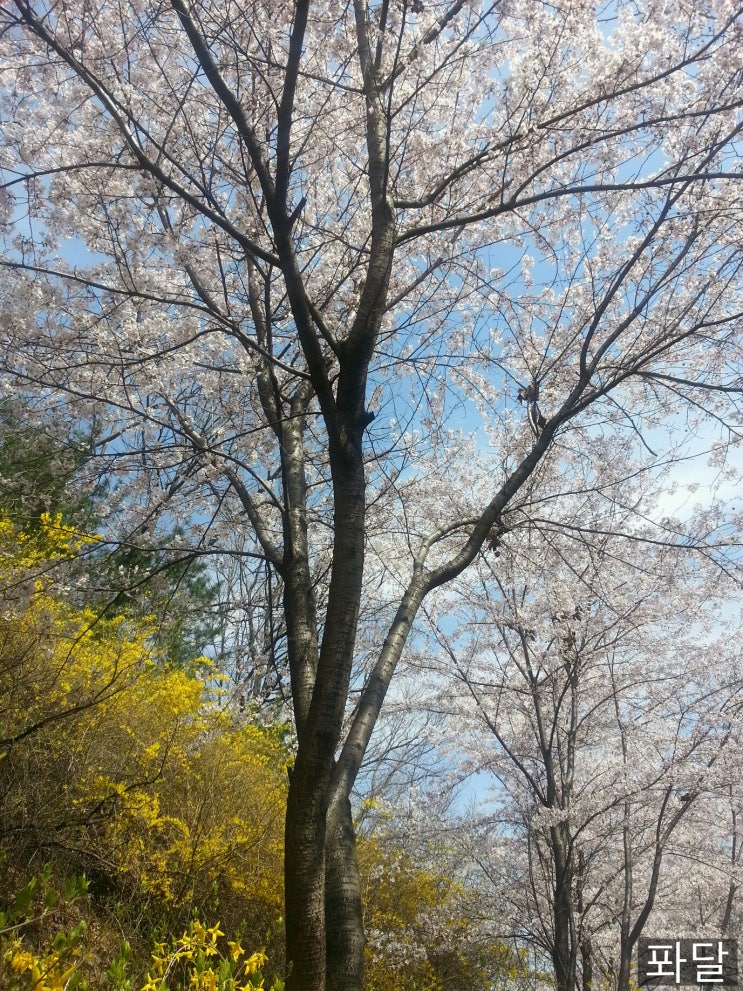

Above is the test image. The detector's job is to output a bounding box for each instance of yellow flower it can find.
[186,922,204,943]
[228,940,245,961]
[244,950,268,975]
[207,923,225,942]
[190,970,219,991]
[45,970,68,991]
[10,949,35,973]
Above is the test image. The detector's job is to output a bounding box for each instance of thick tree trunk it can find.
[325,796,365,991]
[284,754,330,991]
[284,441,367,991]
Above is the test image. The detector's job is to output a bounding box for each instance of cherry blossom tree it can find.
[1,2,743,988]
[424,509,742,991]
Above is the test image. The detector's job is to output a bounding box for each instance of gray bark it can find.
[325,797,365,990]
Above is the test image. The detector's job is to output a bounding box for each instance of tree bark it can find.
[581,940,593,991]
[577,849,592,991]
[284,434,368,991]
[325,796,365,991]
[284,749,331,991]
[552,824,576,991]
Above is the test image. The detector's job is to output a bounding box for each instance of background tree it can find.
[0,400,100,531]
[0,398,259,674]
[2,2,743,989]
[358,827,529,991]
[422,500,742,991]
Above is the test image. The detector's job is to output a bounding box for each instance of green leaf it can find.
[13,879,36,917]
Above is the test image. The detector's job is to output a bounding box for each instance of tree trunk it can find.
[552,825,576,991]
[284,437,368,991]
[617,938,632,991]
[325,796,365,991]
[721,882,737,936]
[284,753,330,991]
[581,940,593,991]
[577,850,592,991]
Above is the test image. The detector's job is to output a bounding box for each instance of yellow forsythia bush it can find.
[358,834,531,991]
[140,919,283,991]
[0,869,284,991]
[0,515,288,981]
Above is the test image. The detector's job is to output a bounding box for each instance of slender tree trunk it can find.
[577,850,592,991]
[325,796,365,990]
[617,936,632,991]
[721,882,737,935]
[581,940,593,991]
[721,798,738,935]
[617,815,633,991]
[551,825,576,991]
